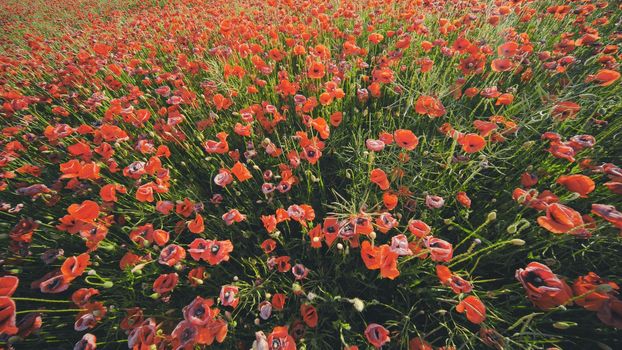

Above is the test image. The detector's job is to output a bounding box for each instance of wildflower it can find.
[364,323,390,348]
[516,262,573,310]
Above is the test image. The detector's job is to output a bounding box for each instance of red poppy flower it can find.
[361,241,381,270]
[322,217,339,246]
[375,212,398,234]
[36,272,69,294]
[592,204,621,223]
[307,61,326,79]
[415,95,446,117]
[127,319,159,349]
[300,304,318,328]
[379,245,400,280]
[183,296,216,327]
[458,133,486,153]
[586,69,620,86]
[456,191,471,208]
[158,244,186,266]
[597,298,622,329]
[424,237,453,262]
[394,129,419,150]
[120,308,143,331]
[219,285,239,308]
[67,200,100,222]
[267,326,296,350]
[573,272,619,311]
[261,238,277,253]
[231,161,253,182]
[135,183,155,202]
[153,273,179,295]
[61,253,90,282]
[537,203,586,235]
[364,323,390,348]
[199,240,234,265]
[171,320,197,349]
[72,288,99,307]
[552,101,581,120]
[520,172,538,187]
[382,191,398,210]
[556,174,595,197]
[409,337,433,350]
[491,58,513,72]
[222,209,246,225]
[408,220,431,238]
[74,333,97,350]
[436,265,472,294]
[456,296,486,324]
[0,297,18,335]
[370,168,390,190]
[498,41,519,57]
[188,213,205,233]
[516,262,573,310]
[272,293,286,310]
[0,276,18,297]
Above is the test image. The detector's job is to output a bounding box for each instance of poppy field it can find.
[1,0,622,349]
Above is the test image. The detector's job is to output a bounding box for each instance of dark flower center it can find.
[525,271,546,287]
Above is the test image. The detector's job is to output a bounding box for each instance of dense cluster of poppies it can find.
[1,0,621,348]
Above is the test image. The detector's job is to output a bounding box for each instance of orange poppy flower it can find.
[573,272,619,311]
[537,203,585,235]
[135,183,155,202]
[365,323,390,348]
[231,162,252,182]
[272,293,286,310]
[456,296,486,324]
[557,174,595,197]
[100,183,126,202]
[0,297,17,335]
[516,262,573,310]
[393,129,419,150]
[267,326,296,350]
[152,273,178,295]
[458,133,486,153]
[456,191,471,208]
[0,276,18,297]
[415,95,446,117]
[188,214,205,234]
[409,337,434,350]
[495,93,514,105]
[307,61,325,79]
[61,253,90,282]
[382,191,398,210]
[586,69,620,86]
[408,220,431,238]
[330,111,343,127]
[491,58,513,72]
[379,245,400,280]
[67,200,100,222]
[498,41,519,57]
[92,43,112,56]
[552,101,581,120]
[158,244,186,266]
[370,168,390,190]
[361,241,381,270]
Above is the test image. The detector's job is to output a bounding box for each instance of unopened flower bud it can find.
[510,239,526,246]
[553,321,576,329]
[351,298,364,312]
